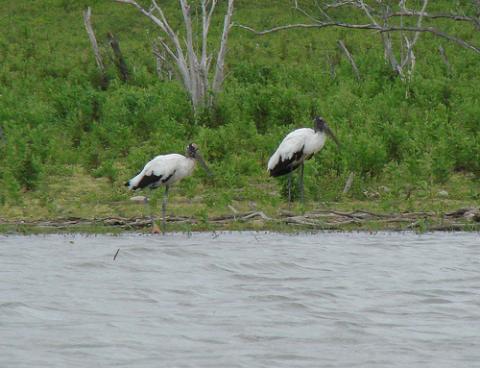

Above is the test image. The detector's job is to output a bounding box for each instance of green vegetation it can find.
[0,0,479,231]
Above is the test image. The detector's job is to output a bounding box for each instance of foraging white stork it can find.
[125,143,211,233]
[267,116,340,202]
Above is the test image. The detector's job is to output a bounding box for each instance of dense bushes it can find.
[0,0,479,206]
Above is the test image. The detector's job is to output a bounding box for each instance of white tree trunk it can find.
[212,0,235,95]
[115,0,235,112]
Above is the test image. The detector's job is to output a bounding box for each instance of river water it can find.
[1,232,479,367]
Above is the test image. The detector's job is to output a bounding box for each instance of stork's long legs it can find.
[162,185,169,234]
[299,163,305,204]
[288,172,292,207]
[145,197,154,228]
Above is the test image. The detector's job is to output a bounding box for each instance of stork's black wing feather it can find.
[132,173,163,190]
[269,148,304,177]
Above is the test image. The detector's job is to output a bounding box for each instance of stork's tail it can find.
[125,177,140,191]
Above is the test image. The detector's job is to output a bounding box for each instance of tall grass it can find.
[0,0,479,207]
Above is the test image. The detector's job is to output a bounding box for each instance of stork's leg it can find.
[288,172,292,207]
[299,163,305,204]
[149,194,161,234]
[146,197,154,227]
[162,185,169,235]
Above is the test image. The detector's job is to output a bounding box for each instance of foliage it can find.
[0,0,479,215]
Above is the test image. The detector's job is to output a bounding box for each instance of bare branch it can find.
[115,0,193,100]
[83,7,108,89]
[116,0,235,110]
[358,0,378,25]
[326,0,476,23]
[388,11,475,22]
[337,40,361,81]
[83,7,105,73]
[325,1,367,10]
[153,41,172,80]
[212,0,235,94]
[180,0,199,106]
[236,23,480,54]
[400,0,429,71]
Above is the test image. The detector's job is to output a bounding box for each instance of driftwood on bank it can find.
[1,208,479,231]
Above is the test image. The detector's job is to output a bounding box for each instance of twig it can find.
[113,248,120,260]
[242,211,271,220]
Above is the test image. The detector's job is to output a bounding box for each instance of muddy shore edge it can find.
[1,208,479,234]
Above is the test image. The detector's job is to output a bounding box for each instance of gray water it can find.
[1,232,480,367]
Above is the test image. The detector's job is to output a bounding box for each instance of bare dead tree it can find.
[237,0,480,81]
[114,0,235,112]
[83,7,109,89]
[107,32,130,82]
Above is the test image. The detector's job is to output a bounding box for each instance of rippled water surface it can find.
[1,232,480,367]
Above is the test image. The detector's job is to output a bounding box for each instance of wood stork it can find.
[125,143,211,233]
[267,116,340,203]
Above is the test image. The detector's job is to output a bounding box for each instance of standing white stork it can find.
[267,116,340,203]
[125,143,211,233]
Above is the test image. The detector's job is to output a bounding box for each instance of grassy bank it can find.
[0,1,479,232]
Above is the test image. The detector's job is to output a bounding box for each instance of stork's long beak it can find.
[325,124,341,148]
[196,152,213,177]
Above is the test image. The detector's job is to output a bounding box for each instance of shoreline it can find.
[1,208,479,234]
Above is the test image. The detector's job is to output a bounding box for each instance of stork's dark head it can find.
[186,143,213,177]
[186,143,199,158]
[313,116,327,132]
[313,116,340,147]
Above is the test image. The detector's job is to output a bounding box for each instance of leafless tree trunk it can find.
[115,0,235,112]
[237,0,480,81]
[83,7,109,89]
[108,32,130,82]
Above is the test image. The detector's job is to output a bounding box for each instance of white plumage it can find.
[125,143,211,234]
[267,128,326,177]
[126,153,195,190]
[267,116,339,203]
